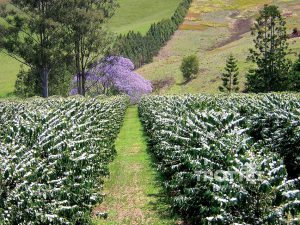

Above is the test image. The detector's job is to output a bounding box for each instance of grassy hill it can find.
[108,0,181,34]
[137,0,300,94]
[0,0,180,97]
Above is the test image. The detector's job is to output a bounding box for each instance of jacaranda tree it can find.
[71,56,153,102]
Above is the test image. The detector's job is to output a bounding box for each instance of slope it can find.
[137,0,300,94]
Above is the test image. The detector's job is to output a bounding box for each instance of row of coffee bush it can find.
[139,94,300,224]
[0,96,128,224]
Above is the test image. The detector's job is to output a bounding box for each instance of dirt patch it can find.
[282,9,297,18]
[289,4,300,11]
[128,146,141,154]
[179,23,207,31]
[186,12,200,20]
[289,28,300,39]
[152,77,176,92]
[210,16,252,50]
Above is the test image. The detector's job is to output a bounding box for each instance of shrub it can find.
[180,55,199,81]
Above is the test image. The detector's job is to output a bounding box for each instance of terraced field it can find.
[137,0,300,94]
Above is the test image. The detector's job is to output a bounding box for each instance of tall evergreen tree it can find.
[0,0,65,97]
[60,0,118,96]
[219,54,239,93]
[246,5,291,93]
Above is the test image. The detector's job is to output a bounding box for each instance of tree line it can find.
[113,0,192,68]
[0,0,118,98]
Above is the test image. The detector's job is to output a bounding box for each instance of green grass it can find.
[94,107,178,225]
[108,0,181,34]
[0,52,21,97]
[138,0,300,94]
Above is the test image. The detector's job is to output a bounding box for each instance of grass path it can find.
[94,106,177,225]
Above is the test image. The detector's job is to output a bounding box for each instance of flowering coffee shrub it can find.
[139,94,300,224]
[71,56,152,102]
[0,96,128,224]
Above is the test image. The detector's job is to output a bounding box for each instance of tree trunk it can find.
[42,68,49,98]
[75,37,82,95]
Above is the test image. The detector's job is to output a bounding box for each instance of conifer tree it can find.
[219,54,239,93]
[246,5,291,92]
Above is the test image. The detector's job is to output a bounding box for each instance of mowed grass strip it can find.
[108,0,181,34]
[94,107,177,225]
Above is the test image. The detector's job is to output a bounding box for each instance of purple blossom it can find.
[70,56,152,102]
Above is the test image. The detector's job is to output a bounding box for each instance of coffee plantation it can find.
[0,96,128,224]
[139,93,300,224]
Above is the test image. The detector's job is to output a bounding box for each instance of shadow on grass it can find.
[139,126,181,225]
[177,77,196,86]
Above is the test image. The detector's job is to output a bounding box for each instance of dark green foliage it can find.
[246,5,291,93]
[219,54,239,93]
[15,63,73,98]
[287,54,300,91]
[180,55,199,81]
[114,0,192,68]
[14,67,38,98]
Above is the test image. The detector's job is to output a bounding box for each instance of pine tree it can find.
[219,54,239,93]
[246,5,291,92]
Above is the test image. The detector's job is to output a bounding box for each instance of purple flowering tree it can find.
[70,56,152,102]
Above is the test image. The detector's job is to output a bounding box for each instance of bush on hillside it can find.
[180,55,199,81]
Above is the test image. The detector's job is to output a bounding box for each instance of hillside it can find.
[108,0,181,34]
[0,0,180,97]
[137,0,300,94]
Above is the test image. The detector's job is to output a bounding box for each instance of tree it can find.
[287,54,300,91]
[180,55,199,81]
[219,54,239,93]
[70,56,152,102]
[0,0,66,98]
[60,0,118,96]
[246,5,291,93]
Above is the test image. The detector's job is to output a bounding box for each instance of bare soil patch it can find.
[211,16,252,50]
[152,77,176,92]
